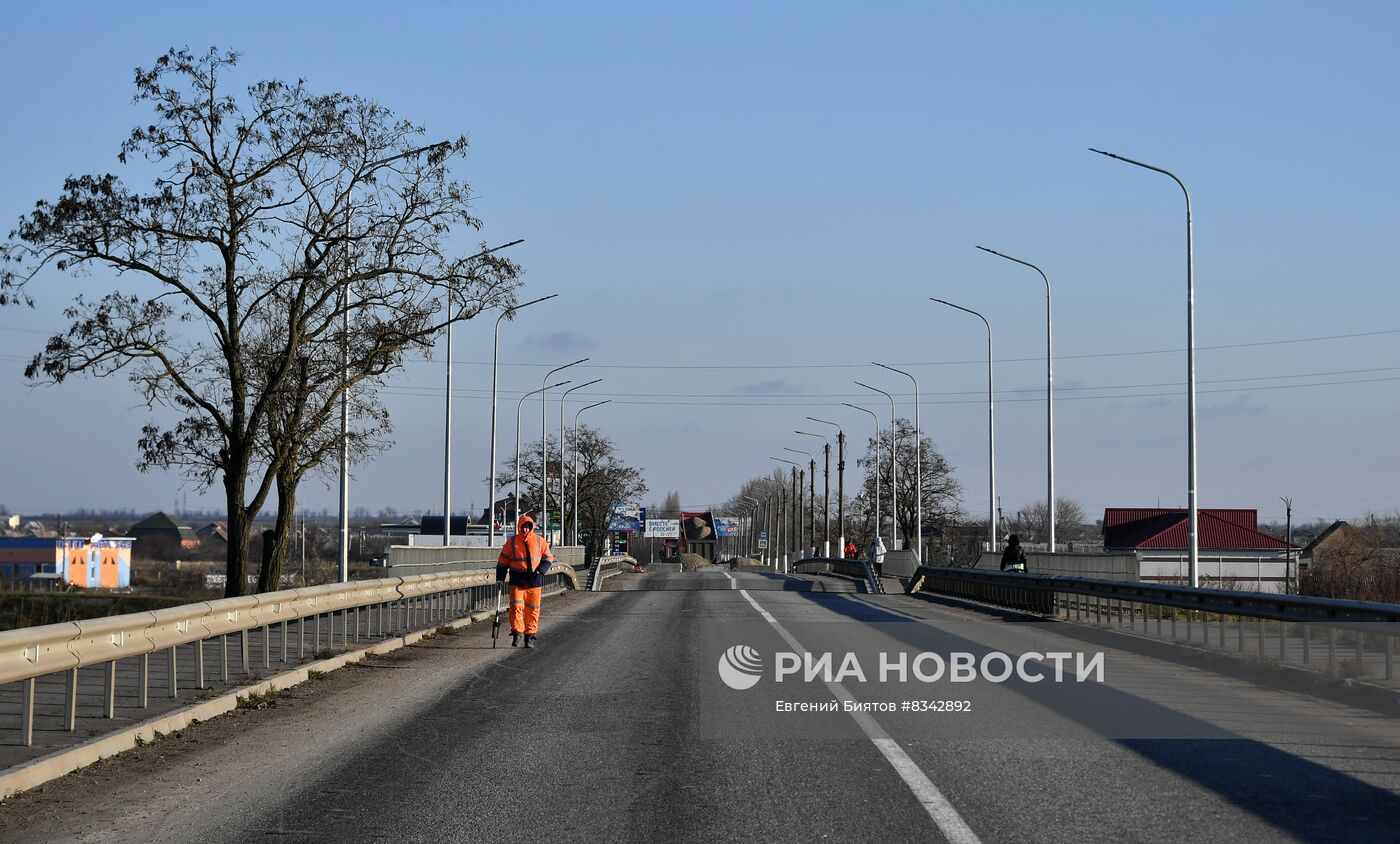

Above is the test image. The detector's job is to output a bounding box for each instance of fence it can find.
[908,565,1400,682]
[0,567,572,750]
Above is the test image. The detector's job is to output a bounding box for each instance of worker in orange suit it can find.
[496,514,554,648]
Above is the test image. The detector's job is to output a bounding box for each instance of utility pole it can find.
[790,466,799,563]
[1280,496,1294,593]
[836,430,846,556]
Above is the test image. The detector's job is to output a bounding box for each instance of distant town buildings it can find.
[0,536,133,588]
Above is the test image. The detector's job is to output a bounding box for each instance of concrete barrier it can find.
[975,551,1139,581]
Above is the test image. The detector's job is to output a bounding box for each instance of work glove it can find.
[495,564,508,583]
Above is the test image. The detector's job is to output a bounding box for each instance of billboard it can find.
[607,503,643,533]
[715,517,740,537]
[644,519,680,538]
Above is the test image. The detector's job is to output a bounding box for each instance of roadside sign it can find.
[757,539,768,549]
[644,519,680,538]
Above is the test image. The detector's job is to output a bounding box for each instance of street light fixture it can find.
[783,447,816,556]
[1090,147,1199,587]
[872,363,922,564]
[843,403,880,557]
[855,381,898,551]
[489,291,557,546]
[516,380,570,525]
[930,297,997,554]
[442,239,527,546]
[559,379,603,545]
[572,399,611,547]
[741,495,760,559]
[770,456,800,571]
[542,358,589,544]
[795,430,831,556]
[977,245,1055,552]
[807,417,846,558]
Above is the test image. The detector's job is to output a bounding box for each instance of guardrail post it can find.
[168,647,178,698]
[263,625,271,669]
[21,677,35,747]
[195,638,206,689]
[240,629,250,674]
[1185,611,1192,643]
[66,667,78,731]
[65,669,78,727]
[315,613,322,652]
[140,653,149,709]
[104,661,117,719]
[281,621,289,662]
[298,618,306,660]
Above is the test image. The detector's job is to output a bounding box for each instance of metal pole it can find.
[443,292,453,546]
[489,290,554,547]
[929,300,996,553]
[784,447,815,555]
[1091,148,1198,587]
[559,380,603,545]
[843,403,880,555]
[542,358,589,542]
[856,382,897,552]
[573,400,611,546]
[977,246,1054,552]
[808,418,845,557]
[338,236,350,583]
[516,381,570,522]
[873,364,921,563]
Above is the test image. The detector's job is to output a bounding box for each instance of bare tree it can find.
[853,418,963,553]
[496,426,647,561]
[2,48,522,595]
[1012,498,1090,545]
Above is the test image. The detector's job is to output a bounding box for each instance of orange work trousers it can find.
[508,584,542,634]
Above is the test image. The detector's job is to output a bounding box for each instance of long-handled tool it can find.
[491,581,505,648]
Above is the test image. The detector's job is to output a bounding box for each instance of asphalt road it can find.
[3,566,1399,843]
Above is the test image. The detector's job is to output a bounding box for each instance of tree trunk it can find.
[258,468,297,593]
[224,469,250,598]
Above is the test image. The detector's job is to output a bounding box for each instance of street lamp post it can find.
[771,457,799,572]
[489,291,556,547]
[873,364,922,563]
[930,298,997,554]
[795,430,831,556]
[977,245,1055,552]
[808,417,846,557]
[572,399,611,547]
[1090,147,1198,587]
[541,358,589,545]
[516,380,570,525]
[783,447,815,556]
[560,379,603,545]
[855,382,898,551]
[843,403,880,557]
[442,240,528,547]
[741,495,760,559]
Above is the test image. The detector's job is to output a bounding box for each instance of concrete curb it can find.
[0,592,562,801]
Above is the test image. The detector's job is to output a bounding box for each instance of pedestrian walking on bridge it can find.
[1000,533,1028,573]
[496,514,554,648]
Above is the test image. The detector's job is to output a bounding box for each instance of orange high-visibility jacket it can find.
[497,515,554,587]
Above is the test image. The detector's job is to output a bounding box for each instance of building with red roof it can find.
[1103,508,1295,591]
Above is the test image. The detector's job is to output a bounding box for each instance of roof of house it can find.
[129,512,182,533]
[1103,508,1290,551]
[1300,520,1354,559]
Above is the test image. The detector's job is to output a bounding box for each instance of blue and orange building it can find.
[0,537,133,588]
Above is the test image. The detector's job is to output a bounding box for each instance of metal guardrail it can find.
[792,558,883,593]
[589,556,632,591]
[0,568,571,747]
[907,565,1400,679]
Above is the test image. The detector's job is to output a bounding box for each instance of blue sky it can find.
[2,1,1398,526]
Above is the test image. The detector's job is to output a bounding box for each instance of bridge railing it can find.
[907,565,1400,680]
[0,568,573,748]
[589,555,633,591]
[792,557,883,593]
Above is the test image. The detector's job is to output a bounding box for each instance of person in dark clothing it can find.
[1000,534,1028,573]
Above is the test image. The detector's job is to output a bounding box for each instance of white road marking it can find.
[736,588,982,844]
[721,570,736,589]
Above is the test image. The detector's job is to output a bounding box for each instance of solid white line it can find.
[721,570,736,589]
[736,588,981,844]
